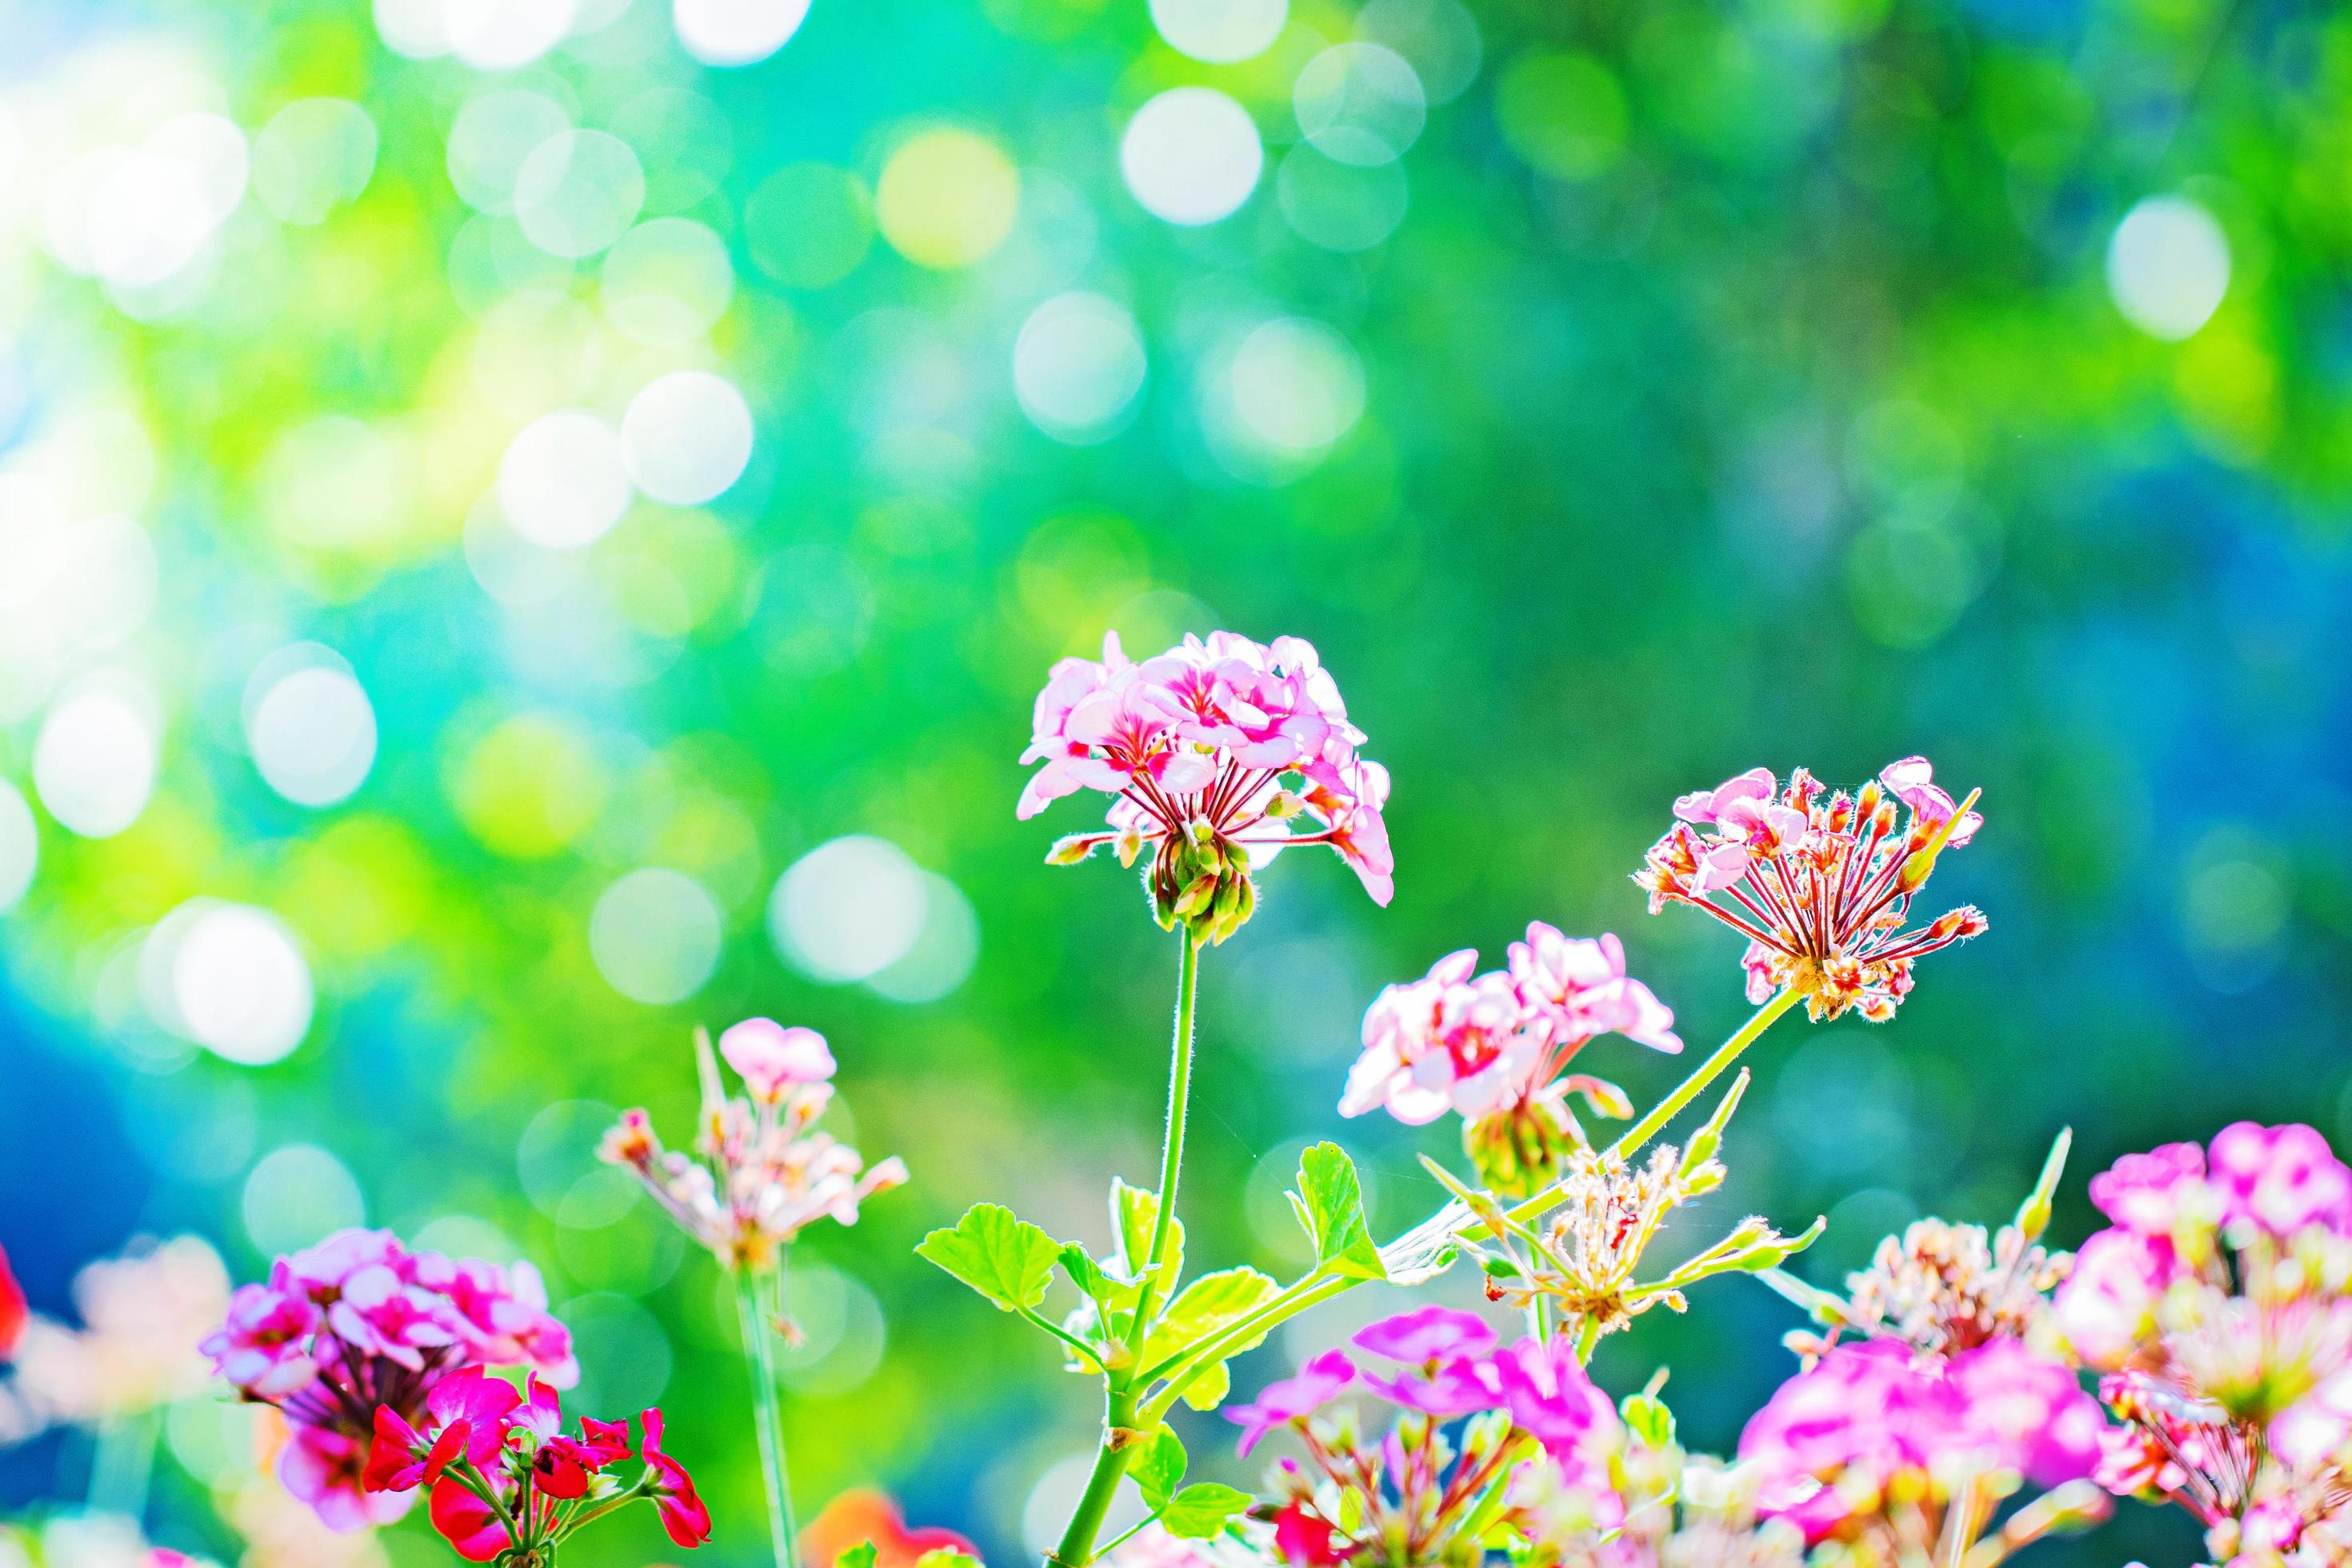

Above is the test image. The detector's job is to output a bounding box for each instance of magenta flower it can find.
[1489,1336,1619,1483]
[201,1229,575,1533]
[1227,1349,1358,1456]
[1350,1306,1497,1364]
[1741,1338,2102,1543]
[2207,1121,2352,1236]
[1638,758,1986,1021]
[1020,630,1393,934]
[718,1018,838,1102]
[2086,1140,2211,1238]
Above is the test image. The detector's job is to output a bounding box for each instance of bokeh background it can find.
[2,0,2347,1562]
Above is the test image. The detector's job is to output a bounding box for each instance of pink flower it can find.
[1341,951,1542,1126]
[2087,1141,2210,1237]
[2207,1122,2352,1236]
[1228,1350,1358,1456]
[1638,762,1986,1022]
[1489,1337,1618,1482]
[202,1282,322,1399]
[1018,630,1393,926]
[641,1406,712,1548]
[1943,1338,2106,1486]
[281,1426,411,1534]
[1351,1306,1497,1364]
[1506,926,1681,1056]
[0,1244,24,1362]
[1878,757,1982,848]
[2053,1230,2168,1370]
[719,1018,837,1100]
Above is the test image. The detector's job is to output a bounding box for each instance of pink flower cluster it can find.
[1739,1338,2106,1542]
[1018,630,1394,908]
[2055,1123,2352,1558]
[201,1229,574,1533]
[1638,758,1986,1021]
[1339,926,1678,1128]
[1229,1307,1619,1566]
[362,1366,707,1559]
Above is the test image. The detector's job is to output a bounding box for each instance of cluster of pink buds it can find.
[1338,926,1679,1196]
[2055,1122,2352,1564]
[1637,758,1986,1021]
[599,1019,906,1288]
[361,1366,707,1561]
[1226,1306,1619,1566]
[199,1229,575,1534]
[1020,630,1392,938]
[1738,1337,2110,1557]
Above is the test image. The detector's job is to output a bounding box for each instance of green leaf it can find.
[1161,1482,1252,1538]
[1144,1266,1278,1366]
[1133,1426,1186,1510]
[1178,1358,1230,1412]
[1060,1240,1114,1303]
[1290,1142,1386,1281]
[916,1204,1062,1313]
[838,1545,879,1568]
[1111,1178,1184,1295]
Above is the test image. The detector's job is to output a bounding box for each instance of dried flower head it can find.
[1021,630,1391,938]
[1432,1074,1821,1348]
[1778,1130,2076,1366]
[601,1021,906,1286]
[1637,758,1986,1021]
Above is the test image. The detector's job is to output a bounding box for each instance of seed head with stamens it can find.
[1636,757,1986,1021]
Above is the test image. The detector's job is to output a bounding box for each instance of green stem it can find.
[1049,1390,1138,1568]
[1128,929,1202,1351]
[737,1270,801,1568]
[86,1409,158,1522]
[1054,929,1202,1568]
[1505,986,1805,1227]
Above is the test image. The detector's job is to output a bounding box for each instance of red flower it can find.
[1272,1501,1355,1566]
[639,1407,711,1548]
[429,1474,512,1562]
[362,1406,469,1494]
[0,1245,23,1362]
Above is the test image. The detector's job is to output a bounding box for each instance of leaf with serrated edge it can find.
[1134,1426,1186,1510]
[915,1204,1062,1312]
[1294,1142,1386,1280]
[1142,1266,1278,1367]
[1162,1482,1252,1539]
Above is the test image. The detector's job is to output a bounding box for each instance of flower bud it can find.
[1046,834,1098,866]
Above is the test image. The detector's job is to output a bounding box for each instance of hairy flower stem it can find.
[1052,929,1202,1568]
[737,1270,802,1568]
[1504,986,1804,1229]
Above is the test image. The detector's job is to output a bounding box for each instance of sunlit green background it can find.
[3,0,2347,1562]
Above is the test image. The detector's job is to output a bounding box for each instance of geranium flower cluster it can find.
[1638,758,1986,1021]
[1339,926,1679,1197]
[2056,1122,2352,1563]
[1225,1307,1619,1567]
[200,1229,575,1533]
[599,1018,906,1286]
[361,1366,707,1560]
[1738,1338,2111,1555]
[1020,630,1393,934]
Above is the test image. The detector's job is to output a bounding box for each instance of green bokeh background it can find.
[3,0,2348,1564]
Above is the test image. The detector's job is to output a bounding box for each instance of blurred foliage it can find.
[2,0,2349,1563]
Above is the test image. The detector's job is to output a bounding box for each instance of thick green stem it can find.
[1049,1390,1139,1568]
[737,1270,801,1568]
[1054,929,1202,1568]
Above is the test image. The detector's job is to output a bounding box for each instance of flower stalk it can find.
[736,1270,801,1568]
